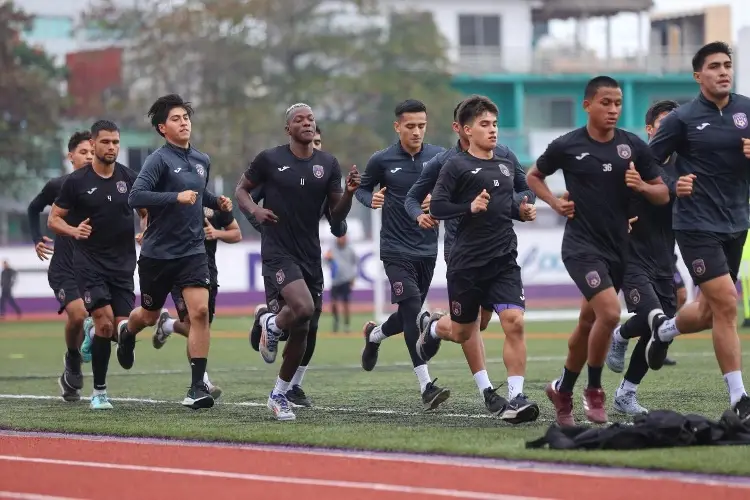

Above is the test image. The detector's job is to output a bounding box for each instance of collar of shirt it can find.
[698,91,734,110]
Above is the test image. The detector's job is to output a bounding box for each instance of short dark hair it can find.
[584,76,620,100]
[90,120,119,138]
[456,95,498,127]
[315,125,321,135]
[147,94,194,136]
[645,100,679,126]
[395,99,427,118]
[692,41,732,72]
[67,130,91,152]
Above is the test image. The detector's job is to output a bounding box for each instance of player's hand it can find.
[73,218,92,240]
[519,196,536,222]
[204,218,217,240]
[346,166,361,193]
[218,195,232,212]
[676,174,696,197]
[372,187,386,209]
[34,236,54,261]
[743,138,750,159]
[416,213,438,229]
[177,190,198,205]
[553,191,575,219]
[471,189,490,213]
[252,207,279,225]
[421,193,431,213]
[135,232,144,245]
[625,162,646,192]
[628,216,638,233]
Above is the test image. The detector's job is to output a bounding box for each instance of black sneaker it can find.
[416,310,443,362]
[63,351,83,390]
[483,386,508,416]
[645,310,671,371]
[250,305,267,352]
[501,393,540,424]
[733,394,750,422]
[182,382,215,410]
[286,384,312,407]
[422,378,450,411]
[116,323,136,370]
[361,321,380,372]
[57,374,80,402]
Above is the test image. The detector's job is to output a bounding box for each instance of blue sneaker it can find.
[81,317,93,363]
[90,392,113,410]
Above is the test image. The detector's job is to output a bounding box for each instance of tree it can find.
[0,1,65,199]
[82,0,461,176]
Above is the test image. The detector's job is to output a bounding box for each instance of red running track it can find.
[0,432,749,500]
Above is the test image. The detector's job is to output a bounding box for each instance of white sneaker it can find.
[152,308,172,349]
[267,392,296,421]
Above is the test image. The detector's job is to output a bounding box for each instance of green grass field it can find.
[1,313,749,475]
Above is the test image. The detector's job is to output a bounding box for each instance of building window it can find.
[458,15,501,47]
[525,97,575,129]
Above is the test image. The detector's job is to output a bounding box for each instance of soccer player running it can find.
[28,131,94,401]
[645,42,750,420]
[527,76,669,426]
[150,205,242,400]
[127,94,232,410]
[246,125,347,408]
[406,97,537,418]
[604,100,681,415]
[421,96,539,423]
[356,99,450,410]
[47,120,144,410]
[235,103,360,420]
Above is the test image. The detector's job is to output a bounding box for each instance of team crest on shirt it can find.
[268,299,280,313]
[451,301,461,317]
[692,258,706,276]
[585,271,601,289]
[499,164,510,176]
[733,112,748,129]
[312,165,324,178]
[195,164,206,177]
[276,269,285,285]
[84,291,91,305]
[628,288,641,305]
[616,144,632,159]
[57,289,66,303]
[116,181,127,194]
[392,281,403,296]
[203,207,214,218]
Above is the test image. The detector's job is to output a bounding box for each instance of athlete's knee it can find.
[95,319,115,339]
[65,303,88,328]
[188,302,210,325]
[500,308,524,340]
[451,322,475,343]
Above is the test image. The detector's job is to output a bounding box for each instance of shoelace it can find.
[272,393,290,411]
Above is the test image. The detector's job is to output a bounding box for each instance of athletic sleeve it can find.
[244,150,269,185]
[430,159,472,220]
[328,157,344,196]
[54,175,77,210]
[631,136,661,182]
[509,149,535,203]
[28,179,58,243]
[535,137,564,176]
[128,154,180,208]
[355,152,384,208]
[649,110,685,163]
[405,154,441,221]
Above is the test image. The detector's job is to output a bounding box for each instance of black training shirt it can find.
[28,174,76,276]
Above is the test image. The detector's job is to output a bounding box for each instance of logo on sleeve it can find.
[733,113,748,129]
[195,164,205,177]
[116,181,128,194]
[585,270,601,288]
[312,165,324,178]
[616,144,631,159]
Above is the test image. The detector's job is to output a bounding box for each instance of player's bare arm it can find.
[328,166,360,221]
[48,204,91,240]
[526,165,575,219]
[235,174,278,225]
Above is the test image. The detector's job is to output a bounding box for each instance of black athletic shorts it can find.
[447,253,525,324]
[382,256,436,304]
[76,264,135,319]
[622,270,677,319]
[49,270,81,315]
[330,282,352,302]
[675,230,747,286]
[263,258,324,314]
[171,285,218,324]
[564,254,624,301]
[138,253,211,312]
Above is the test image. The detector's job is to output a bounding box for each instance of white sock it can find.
[507,375,524,399]
[613,325,626,343]
[723,371,747,407]
[272,377,290,397]
[92,388,106,396]
[263,315,282,335]
[163,318,176,335]
[203,371,213,389]
[117,319,128,334]
[369,324,386,343]
[414,364,432,393]
[291,366,307,387]
[429,321,439,340]
[657,318,680,341]
[617,379,638,396]
[473,369,492,395]
[87,325,96,341]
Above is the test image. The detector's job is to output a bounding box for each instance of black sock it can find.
[381,311,403,338]
[191,358,207,387]
[623,335,650,385]
[399,297,424,368]
[91,335,111,390]
[619,313,649,340]
[558,367,580,393]
[588,365,604,389]
[67,347,81,358]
